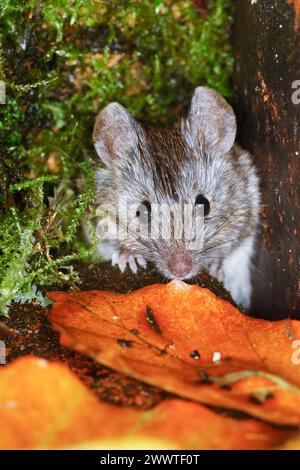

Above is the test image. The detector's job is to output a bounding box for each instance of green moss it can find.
[0,0,233,315]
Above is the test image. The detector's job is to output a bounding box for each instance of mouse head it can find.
[93,87,258,280]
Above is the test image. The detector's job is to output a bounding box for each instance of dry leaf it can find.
[0,356,292,450]
[49,280,300,426]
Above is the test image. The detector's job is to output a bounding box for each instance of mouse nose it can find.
[167,255,192,278]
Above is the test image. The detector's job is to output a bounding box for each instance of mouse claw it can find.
[111,252,119,267]
[111,251,126,272]
[128,255,138,274]
[111,250,146,274]
[136,255,147,269]
[118,253,127,273]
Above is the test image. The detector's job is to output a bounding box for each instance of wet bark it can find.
[234,0,300,319]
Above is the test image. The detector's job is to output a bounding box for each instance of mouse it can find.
[92,86,260,309]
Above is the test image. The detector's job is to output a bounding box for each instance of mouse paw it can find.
[208,263,224,283]
[111,250,147,274]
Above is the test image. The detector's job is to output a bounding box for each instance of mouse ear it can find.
[93,102,139,167]
[185,87,236,156]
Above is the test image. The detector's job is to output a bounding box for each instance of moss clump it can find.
[0,0,233,315]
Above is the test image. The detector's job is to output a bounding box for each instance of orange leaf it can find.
[0,356,292,450]
[48,281,300,426]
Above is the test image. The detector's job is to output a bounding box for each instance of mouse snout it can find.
[167,254,192,279]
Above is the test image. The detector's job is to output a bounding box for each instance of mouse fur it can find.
[92,87,260,308]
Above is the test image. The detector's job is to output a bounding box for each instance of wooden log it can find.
[234,0,300,319]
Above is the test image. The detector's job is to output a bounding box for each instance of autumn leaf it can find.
[0,356,293,450]
[287,0,300,31]
[48,280,300,426]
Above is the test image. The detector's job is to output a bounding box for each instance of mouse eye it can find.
[195,194,210,216]
[136,200,151,224]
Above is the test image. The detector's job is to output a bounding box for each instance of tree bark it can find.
[234,0,300,319]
